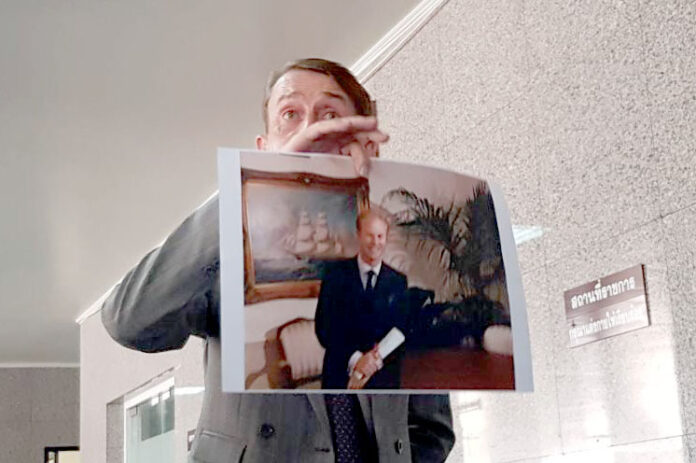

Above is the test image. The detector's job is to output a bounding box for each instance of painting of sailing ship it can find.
[251,194,355,283]
[241,169,369,304]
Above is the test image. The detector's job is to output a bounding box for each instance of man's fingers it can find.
[315,115,377,136]
[348,370,368,389]
[355,130,389,146]
[302,116,376,143]
[366,355,380,375]
[305,119,388,150]
[348,131,388,175]
[370,351,383,370]
[281,115,389,157]
[348,381,366,390]
[348,373,369,389]
[343,141,369,177]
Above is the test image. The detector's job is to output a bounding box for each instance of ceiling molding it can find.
[75,0,448,326]
[350,0,449,82]
[75,283,114,325]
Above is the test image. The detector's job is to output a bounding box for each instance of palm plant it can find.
[383,183,508,345]
[384,182,503,296]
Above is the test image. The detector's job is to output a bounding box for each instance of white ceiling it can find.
[0,0,421,363]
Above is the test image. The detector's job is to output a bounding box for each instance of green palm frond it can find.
[383,182,503,296]
[384,188,469,261]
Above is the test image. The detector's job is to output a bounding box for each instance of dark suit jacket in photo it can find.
[315,257,408,389]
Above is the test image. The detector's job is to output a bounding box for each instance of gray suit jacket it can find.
[101,195,454,463]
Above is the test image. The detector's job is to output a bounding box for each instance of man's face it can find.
[357,216,388,266]
[257,69,358,153]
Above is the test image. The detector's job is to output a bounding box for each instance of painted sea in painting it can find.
[246,182,360,283]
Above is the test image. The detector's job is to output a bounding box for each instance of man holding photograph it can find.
[316,210,408,390]
[102,58,453,462]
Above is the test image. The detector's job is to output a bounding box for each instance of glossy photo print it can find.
[218,149,532,393]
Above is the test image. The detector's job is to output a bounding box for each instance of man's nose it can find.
[303,112,320,128]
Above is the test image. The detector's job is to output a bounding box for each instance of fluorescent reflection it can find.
[512,225,544,244]
[174,386,205,396]
[456,393,490,463]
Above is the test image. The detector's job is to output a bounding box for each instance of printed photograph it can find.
[219,149,532,393]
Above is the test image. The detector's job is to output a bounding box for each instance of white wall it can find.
[80,314,204,463]
[0,367,79,462]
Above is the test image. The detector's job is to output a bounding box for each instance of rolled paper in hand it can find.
[377,327,405,360]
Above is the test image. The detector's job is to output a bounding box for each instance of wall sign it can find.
[564,264,649,347]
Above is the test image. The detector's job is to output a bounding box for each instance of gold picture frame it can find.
[241,169,369,304]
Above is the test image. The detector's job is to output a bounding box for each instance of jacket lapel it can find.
[307,394,332,437]
[374,264,397,303]
[351,257,364,294]
[372,265,387,295]
[357,394,374,433]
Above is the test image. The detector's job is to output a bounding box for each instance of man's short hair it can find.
[262,58,374,131]
[356,209,390,233]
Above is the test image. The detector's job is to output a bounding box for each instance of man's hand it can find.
[347,346,383,389]
[280,116,388,176]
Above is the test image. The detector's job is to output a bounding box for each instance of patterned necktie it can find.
[324,394,374,462]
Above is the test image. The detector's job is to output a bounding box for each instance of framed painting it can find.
[241,169,369,304]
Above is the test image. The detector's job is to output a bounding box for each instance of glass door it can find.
[123,379,175,463]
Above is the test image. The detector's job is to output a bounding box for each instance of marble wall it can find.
[0,367,79,462]
[364,0,695,461]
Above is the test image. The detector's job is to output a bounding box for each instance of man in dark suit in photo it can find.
[316,210,408,390]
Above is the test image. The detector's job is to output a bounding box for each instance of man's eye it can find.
[282,110,296,120]
[322,111,338,120]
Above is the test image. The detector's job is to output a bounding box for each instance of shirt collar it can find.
[357,255,382,277]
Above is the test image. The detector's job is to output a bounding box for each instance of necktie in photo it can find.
[365,270,375,294]
[325,394,374,463]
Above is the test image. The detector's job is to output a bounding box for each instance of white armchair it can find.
[278,318,325,388]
